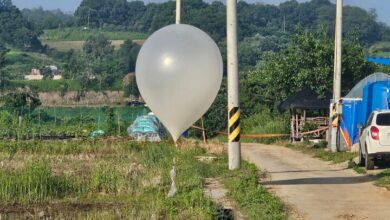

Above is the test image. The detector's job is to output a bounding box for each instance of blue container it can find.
[341,99,363,145]
[361,81,390,126]
[341,80,390,145]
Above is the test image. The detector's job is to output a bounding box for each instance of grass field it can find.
[42,40,133,52]
[41,28,147,42]
[0,139,287,219]
[41,28,147,51]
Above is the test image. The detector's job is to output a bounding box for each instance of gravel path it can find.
[242,143,390,220]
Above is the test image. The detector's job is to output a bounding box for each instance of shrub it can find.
[242,110,289,144]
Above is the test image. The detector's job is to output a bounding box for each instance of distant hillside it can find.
[41,28,147,41]
[74,0,390,45]
[40,28,146,52]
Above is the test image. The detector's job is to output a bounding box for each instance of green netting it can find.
[0,105,148,139]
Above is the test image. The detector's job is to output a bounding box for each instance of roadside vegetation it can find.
[223,163,286,219]
[375,169,390,190]
[285,141,358,164]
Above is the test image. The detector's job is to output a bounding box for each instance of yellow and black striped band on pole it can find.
[331,108,338,127]
[229,107,240,142]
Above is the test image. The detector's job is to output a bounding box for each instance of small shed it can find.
[279,89,331,140]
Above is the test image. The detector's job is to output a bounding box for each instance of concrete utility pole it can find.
[330,0,343,152]
[176,0,181,24]
[227,0,241,170]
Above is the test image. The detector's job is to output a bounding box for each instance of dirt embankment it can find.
[38,91,139,106]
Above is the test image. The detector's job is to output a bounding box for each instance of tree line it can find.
[74,0,389,45]
[0,0,42,50]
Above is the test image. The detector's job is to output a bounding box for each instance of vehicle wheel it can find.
[365,145,375,170]
[358,143,365,166]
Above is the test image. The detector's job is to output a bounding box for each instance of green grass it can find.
[40,28,147,51]
[42,40,129,52]
[285,141,358,163]
[0,161,76,203]
[375,169,390,189]
[222,163,287,220]
[347,160,367,174]
[0,139,288,219]
[41,28,147,41]
[242,110,289,144]
[90,164,121,193]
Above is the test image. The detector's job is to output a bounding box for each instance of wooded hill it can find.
[73,0,389,45]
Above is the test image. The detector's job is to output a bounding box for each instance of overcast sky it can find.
[11,0,390,25]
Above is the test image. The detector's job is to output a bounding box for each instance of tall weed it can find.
[242,110,289,144]
[0,161,74,203]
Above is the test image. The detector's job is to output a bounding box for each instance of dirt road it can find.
[242,143,390,220]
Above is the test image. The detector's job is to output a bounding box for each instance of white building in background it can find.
[53,75,63,80]
[24,68,43,80]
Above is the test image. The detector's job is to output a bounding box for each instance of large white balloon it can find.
[136,24,223,142]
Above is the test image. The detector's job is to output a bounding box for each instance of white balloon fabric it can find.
[136,24,223,142]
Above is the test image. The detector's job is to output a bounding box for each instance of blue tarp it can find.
[368,57,390,66]
[127,114,165,141]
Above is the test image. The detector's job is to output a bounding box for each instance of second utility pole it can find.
[330,0,343,152]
